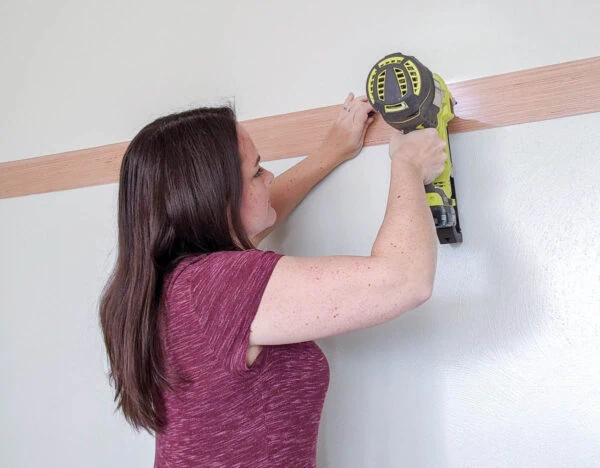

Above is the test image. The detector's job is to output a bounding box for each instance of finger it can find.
[355,95,376,110]
[354,101,376,120]
[353,99,376,114]
[360,117,375,140]
[343,92,354,107]
[340,94,355,117]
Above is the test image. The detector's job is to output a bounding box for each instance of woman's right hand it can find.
[388,128,447,184]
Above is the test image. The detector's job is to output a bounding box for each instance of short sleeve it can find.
[186,248,284,374]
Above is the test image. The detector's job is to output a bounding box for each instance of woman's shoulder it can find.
[166,248,282,287]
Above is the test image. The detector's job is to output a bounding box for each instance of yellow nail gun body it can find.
[366,53,462,244]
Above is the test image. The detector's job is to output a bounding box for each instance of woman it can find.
[99,93,447,467]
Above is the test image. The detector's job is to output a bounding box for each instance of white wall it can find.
[1,1,599,467]
[261,113,600,467]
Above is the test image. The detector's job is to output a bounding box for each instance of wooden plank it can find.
[0,142,129,199]
[1,56,599,199]
[448,56,600,132]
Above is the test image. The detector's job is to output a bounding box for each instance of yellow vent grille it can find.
[367,68,378,103]
[377,70,386,101]
[404,60,421,95]
[394,67,408,96]
[378,55,404,67]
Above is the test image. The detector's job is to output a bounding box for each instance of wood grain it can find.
[1,56,599,199]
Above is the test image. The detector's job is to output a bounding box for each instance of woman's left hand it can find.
[320,93,377,164]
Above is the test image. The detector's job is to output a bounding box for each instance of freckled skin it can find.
[234,123,277,240]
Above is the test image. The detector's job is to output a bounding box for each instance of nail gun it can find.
[365,52,463,244]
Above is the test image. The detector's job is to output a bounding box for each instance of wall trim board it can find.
[1,56,598,199]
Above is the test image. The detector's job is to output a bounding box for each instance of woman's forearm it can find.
[253,147,342,245]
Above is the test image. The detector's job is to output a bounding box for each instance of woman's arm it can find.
[252,147,341,246]
[252,93,375,247]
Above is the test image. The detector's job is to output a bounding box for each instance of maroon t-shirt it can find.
[154,248,330,467]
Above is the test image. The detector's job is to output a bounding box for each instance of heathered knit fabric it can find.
[154,248,330,467]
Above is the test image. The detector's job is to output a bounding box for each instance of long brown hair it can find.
[99,106,254,434]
